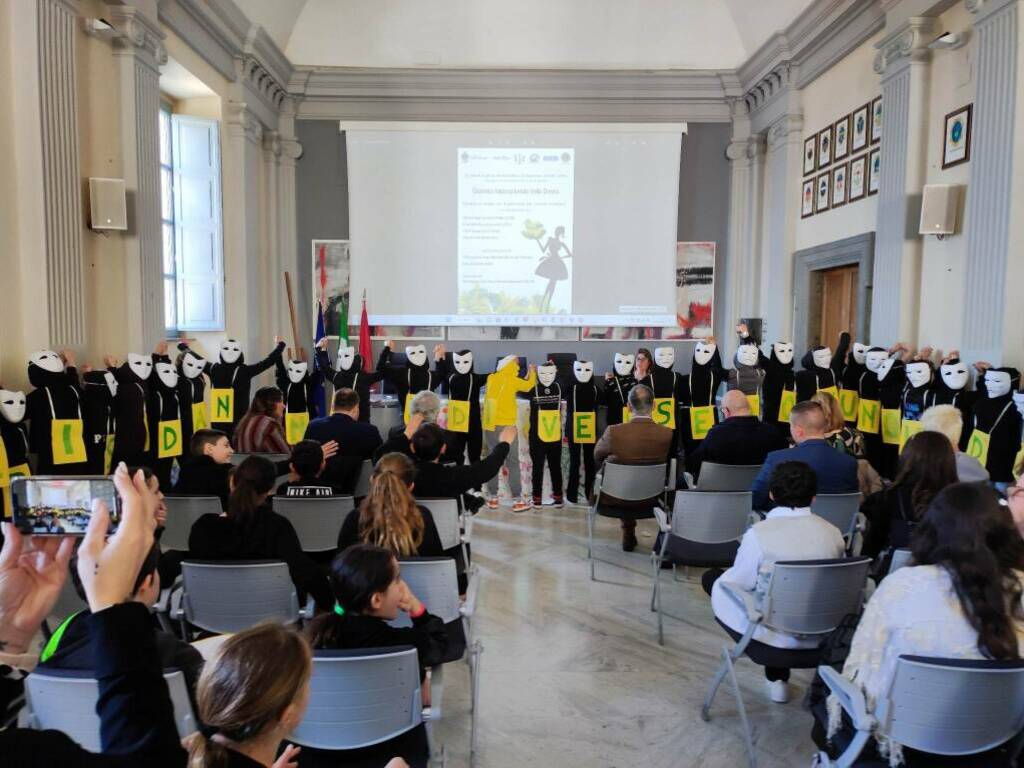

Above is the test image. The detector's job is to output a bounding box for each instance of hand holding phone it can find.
[10,476,121,536]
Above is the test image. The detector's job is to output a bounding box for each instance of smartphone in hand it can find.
[10,476,121,536]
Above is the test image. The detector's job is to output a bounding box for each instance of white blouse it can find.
[829,564,1024,765]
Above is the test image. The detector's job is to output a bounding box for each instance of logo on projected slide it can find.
[461,152,469,163]
[561,152,571,163]
[530,153,540,163]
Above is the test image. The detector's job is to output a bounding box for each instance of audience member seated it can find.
[337,453,444,557]
[233,386,290,454]
[919,403,991,483]
[375,390,453,462]
[409,422,515,500]
[305,388,383,490]
[684,390,788,483]
[305,544,447,767]
[859,430,957,561]
[750,401,858,511]
[174,428,236,508]
[593,384,673,552]
[277,439,340,497]
[1007,469,1024,539]
[812,391,882,498]
[815,483,1024,764]
[188,455,332,610]
[706,461,846,704]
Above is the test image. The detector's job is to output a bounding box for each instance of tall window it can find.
[159,107,177,332]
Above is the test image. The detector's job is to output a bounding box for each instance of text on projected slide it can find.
[458,148,575,320]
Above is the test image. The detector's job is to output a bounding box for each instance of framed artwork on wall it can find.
[801,178,815,218]
[831,163,849,208]
[815,172,831,213]
[868,148,881,195]
[834,115,850,160]
[942,104,972,169]
[870,96,882,144]
[818,126,833,168]
[848,155,867,201]
[803,136,817,176]
[851,104,869,153]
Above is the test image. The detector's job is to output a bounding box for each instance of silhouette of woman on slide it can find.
[534,225,572,313]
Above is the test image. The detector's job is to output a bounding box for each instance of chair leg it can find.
[656,561,665,646]
[469,641,483,761]
[588,509,596,581]
[701,647,731,722]
[650,556,659,612]
[724,650,757,768]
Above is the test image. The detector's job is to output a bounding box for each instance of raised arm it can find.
[243,337,286,376]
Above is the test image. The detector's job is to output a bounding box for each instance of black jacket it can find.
[413,443,510,498]
[172,455,234,509]
[81,371,115,474]
[317,350,383,423]
[305,413,383,461]
[26,363,87,475]
[0,602,187,767]
[685,415,789,480]
[109,364,151,465]
[309,612,449,679]
[337,505,445,556]
[861,484,919,559]
[180,341,285,430]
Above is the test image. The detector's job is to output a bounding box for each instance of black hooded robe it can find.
[317,350,384,423]
[26,363,89,475]
[761,348,796,439]
[966,369,1023,483]
[440,367,488,466]
[81,371,116,475]
[110,363,151,470]
[377,347,448,418]
[147,357,185,489]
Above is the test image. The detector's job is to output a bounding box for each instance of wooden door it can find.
[818,265,858,349]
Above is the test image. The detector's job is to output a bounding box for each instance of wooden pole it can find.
[283,271,302,359]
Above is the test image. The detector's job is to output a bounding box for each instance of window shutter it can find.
[171,115,224,331]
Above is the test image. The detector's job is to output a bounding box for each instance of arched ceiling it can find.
[234,0,817,70]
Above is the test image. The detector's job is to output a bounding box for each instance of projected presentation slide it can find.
[345,123,683,327]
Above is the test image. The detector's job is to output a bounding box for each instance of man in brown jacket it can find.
[594,384,673,551]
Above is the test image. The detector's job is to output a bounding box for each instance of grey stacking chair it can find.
[161,495,222,552]
[392,557,483,759]
[702,557,871,768]
[23,668,196,751]
[353,458,373,498]
[651,491,753,645]
[887,548,913,574]
[230,451,290,465]
[815,656,1024,767]
[274,495,352,553]
[417,497,470,566]
[811,493,861,539]
[587,461,669,580]
[289,647,442,764]
[696,463,763,492]
[173,560,313,637]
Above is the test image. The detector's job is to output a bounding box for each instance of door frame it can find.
[792,232,874,355]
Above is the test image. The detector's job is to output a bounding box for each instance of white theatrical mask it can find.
[0,390,27,423]
[985,370,1013,398]
[1014,391,1024,419]
[876,358,896,381]
[220,339,242,364]
[692,342,715,366]
[405,345,428,367]
[537,363,558,388]
[865,349,889,373]
[453,351,473,375]
[335,346,356,372]
[182,353,206,380]
[29,350,64,374]
[736,344,759,367]
[906,362,932,389]
[286,361,308,384]
[573,361,594,383]
[939,361,969,391]
[812,347,833,369]
[613,353,635,377]
[772,342,794,366]
[852,343,868,366]
[155,361,178,389]
[655,347,676,369]
[104,371,118,397]
[127,353,153,380]
[496,354,519,373]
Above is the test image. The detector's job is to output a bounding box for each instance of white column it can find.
[109,6,167,351]
[262,130,282,345]
[278,98,304,341]
[869,18,935,346]
[962,0,1024,363]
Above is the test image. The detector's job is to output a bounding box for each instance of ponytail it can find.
[227,456,276,528]
[185,732,232,768]
[358,453,423,557]
[307,544,398,648]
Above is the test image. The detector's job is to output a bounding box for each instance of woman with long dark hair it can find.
[188,455,331,610]
[233,386,289,454]
[860,430,957,559]
[825,483,1024,763]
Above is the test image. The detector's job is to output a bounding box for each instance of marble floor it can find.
[433,505,820,768]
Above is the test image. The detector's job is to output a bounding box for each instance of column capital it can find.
[263,130,282,157]
[873,17,937,76]
[225,101,264,145]
[966,0,1020,20]
[235,55,289,113]
[767,113,804,150]
[107,6,167,70]
[280,138,303,162]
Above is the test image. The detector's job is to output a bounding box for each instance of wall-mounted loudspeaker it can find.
[88,177,127,231]
[919,184,961,236]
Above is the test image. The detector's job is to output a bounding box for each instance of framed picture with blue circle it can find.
[942,104,972,169]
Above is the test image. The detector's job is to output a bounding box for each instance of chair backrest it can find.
[761,557,870,635]
[599,462,667,502]
[671,491,752,544]
[273,496,353,553]
[230,451,290,465]
[353,459,373,498]
[391,558,462,626]
[161,495,223,552]
[810,493,861,536]
[415,497,461,551]
[881,655,1024,756]
[888,548,913,574]
[25,668,196,751]
[696,462,763,492]
[289,647,423,751]
[181,560,298,633]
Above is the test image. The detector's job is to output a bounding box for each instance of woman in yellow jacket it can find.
[483,355,536,511]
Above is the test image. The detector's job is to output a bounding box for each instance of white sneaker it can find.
[768,679,790,704]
